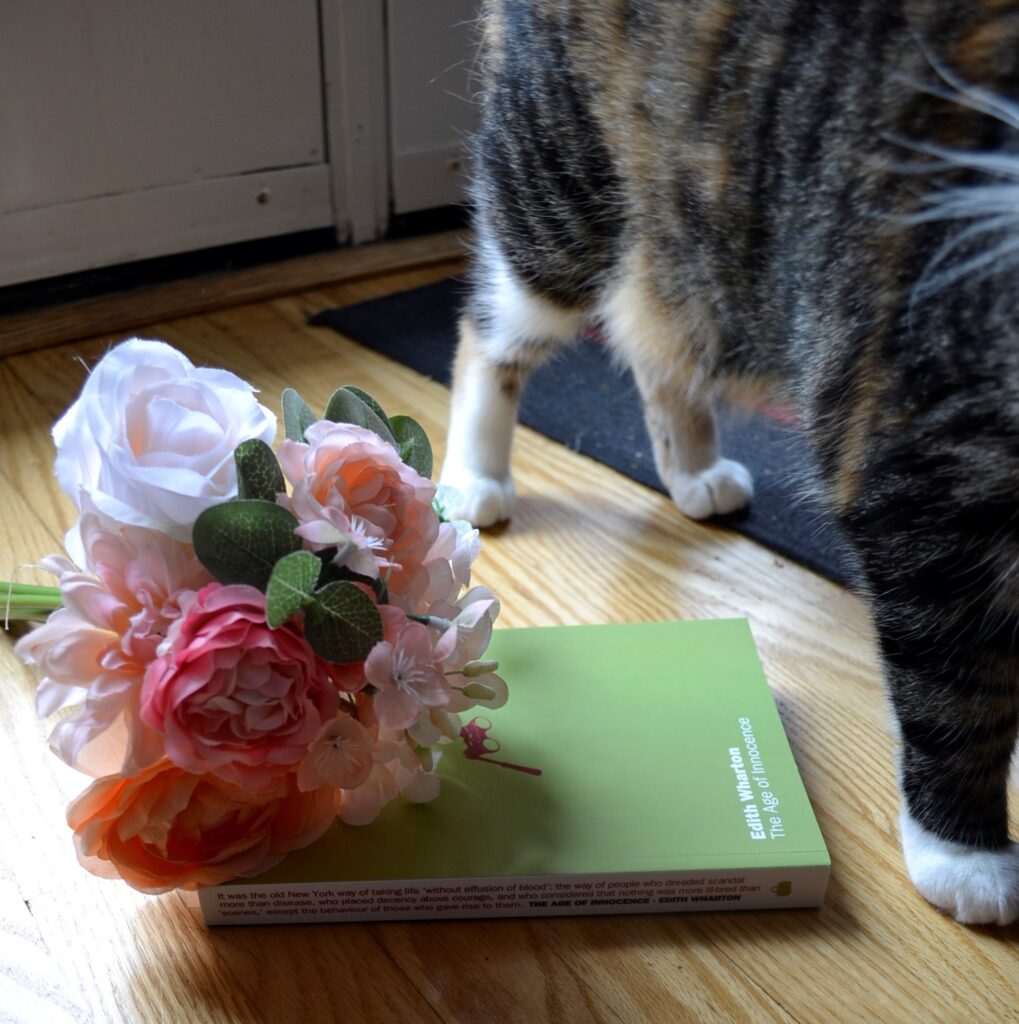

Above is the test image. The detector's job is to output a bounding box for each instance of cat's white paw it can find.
[901,811,1019,925]
[439,469,515,527]
[668,458,754,519]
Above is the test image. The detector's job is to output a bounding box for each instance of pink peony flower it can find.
[14,513,210,776]
[53,339,276,551]
[364,617,451,730]
[141,583,338,790]
[278,420,439,607]
[67,760,337,893]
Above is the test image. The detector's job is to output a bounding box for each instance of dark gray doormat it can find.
[311,278,853,584]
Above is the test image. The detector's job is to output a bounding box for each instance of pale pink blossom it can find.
[400,768,442,804]
[338,763,403,825]
[297,712,375,791]
[408,707,464,748]
[141,583,338,790]
[432,587,502,670]
[14,514,210,776]
[278,420,439,605]
[415,522,481,612]
[335,714,440,824]
[364,620,451,730]
[453,671,509,712]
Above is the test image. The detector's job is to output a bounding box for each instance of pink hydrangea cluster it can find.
[13,339,506,894]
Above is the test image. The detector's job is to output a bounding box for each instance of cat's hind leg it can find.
[440,242,586,526]
[600,245,753,519]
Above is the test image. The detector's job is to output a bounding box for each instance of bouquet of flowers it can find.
[5,339,506,894]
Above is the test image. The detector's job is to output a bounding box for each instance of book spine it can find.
[199,865,829,925]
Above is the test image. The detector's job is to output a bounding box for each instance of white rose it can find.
[53,338,276,546]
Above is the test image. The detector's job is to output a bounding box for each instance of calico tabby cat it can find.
[439,0,1019,923]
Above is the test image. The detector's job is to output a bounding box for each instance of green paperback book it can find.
[199,619,829,925]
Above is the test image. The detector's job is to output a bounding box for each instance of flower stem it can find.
[1,583,62,623]
[3,583,61,597]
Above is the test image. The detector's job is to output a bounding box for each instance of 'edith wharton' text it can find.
[729,717,785,841]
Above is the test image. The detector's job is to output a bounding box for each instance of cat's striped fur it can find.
[441,0,1019,922]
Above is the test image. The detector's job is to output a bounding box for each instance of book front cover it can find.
[201,619,829,923]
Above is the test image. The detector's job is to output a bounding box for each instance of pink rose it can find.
[278,421,439,608]
[141,583,338,789]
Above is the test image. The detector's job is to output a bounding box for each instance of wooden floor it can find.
[1,237,1016,1024]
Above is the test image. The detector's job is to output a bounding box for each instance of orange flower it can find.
[67,761,337,893]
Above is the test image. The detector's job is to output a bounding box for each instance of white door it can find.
[0,1,333,286]
[385,0,480,215]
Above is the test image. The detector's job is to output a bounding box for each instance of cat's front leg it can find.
[441,241,587,527]
[840,494,1019,924]
[441,313,523,527]
[900,810,1019,925]
[888,629,1019,923]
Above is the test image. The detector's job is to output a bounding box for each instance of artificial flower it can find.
[141,583,338,789]
[14,512,210,776]
[364,618,452,730]
[297,712,375,791]
[9,338,510,895]
[53,338,276,549]
[415,521,481,611]
[278,420,439,603]
[432,586,502,670]
[68,761,337,893]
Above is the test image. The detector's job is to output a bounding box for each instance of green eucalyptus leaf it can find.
[303,581,383,664]
[323,388,397,448]
[339,386,392,430]
[265,550,322,628]
[192,500,302,590]
[282,387,316,442]
[235,438,286,502]
[389,414,433,478]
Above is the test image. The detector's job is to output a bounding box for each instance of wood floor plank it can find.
[2,249,1018,1023]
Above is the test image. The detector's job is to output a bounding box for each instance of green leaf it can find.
[389,415,433,478]
[282,387,316,442]
[265,550,322,628]
[339,386,392,430]
[323,388,397,448]
[303,581,383,663]
[193,500,302,590]
[234,439,286,502]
